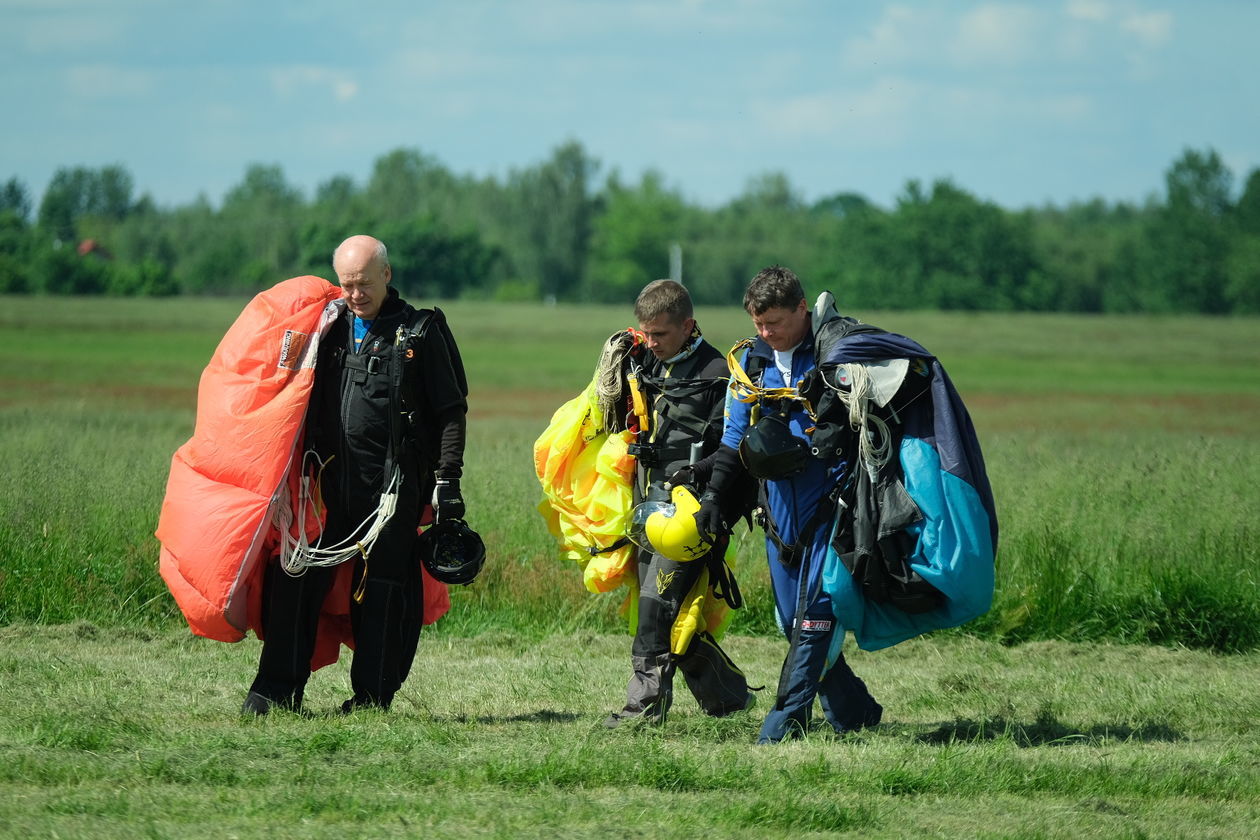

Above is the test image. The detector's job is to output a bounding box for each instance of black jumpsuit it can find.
[249,288,467,710]
[613,336,750,723]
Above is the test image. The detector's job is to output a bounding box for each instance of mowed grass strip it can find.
[1,624,1258,838]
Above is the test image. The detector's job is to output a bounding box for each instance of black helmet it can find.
[740,411,810,480]
[417,520,486,585]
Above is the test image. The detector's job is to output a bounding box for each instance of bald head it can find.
[333,235,391,320]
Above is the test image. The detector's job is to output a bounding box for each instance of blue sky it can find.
[3,0,1257,212]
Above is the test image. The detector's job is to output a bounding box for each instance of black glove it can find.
[664,465,696,490]
[694,490,727,541]
[432,478,465,524]
[706,444,741,497]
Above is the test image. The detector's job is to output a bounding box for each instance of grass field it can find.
[1,294,1259,837]
[2,295,1257,645]
[3,623,1258,838]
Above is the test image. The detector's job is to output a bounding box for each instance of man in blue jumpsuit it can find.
[695,265,882,743]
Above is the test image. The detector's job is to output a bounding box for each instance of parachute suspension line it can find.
[825,363,891,473]
[593,329,641,433]
[273,449,402,576]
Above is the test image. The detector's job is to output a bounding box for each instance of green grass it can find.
[2,296,1259,648]
[1,624,1258,838]
[2,295,1259,836]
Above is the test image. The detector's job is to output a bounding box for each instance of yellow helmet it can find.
[627,484,712,563]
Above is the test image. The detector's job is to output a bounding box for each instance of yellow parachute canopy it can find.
[533,373,638,593]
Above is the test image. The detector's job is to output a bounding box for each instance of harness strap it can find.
[343,352,387,374]
[758,475,844,569]
[726,338,816,416]
[384,308,436,482]
[588,536,631,557]
[706,536,744,610]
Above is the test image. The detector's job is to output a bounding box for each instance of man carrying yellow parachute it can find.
[535,279,756,727]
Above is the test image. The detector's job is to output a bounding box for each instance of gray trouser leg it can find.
[616,653,675,722]
[604,654,675,725]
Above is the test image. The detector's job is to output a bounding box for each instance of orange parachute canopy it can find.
[157,275,450,671]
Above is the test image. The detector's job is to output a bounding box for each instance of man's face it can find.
[639,313,695,361]
[335,250,391,320]
[750,300,809,351]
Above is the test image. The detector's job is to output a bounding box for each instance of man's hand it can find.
[432,478,465,524]
[664,466,696,490]
[694,490,727,541]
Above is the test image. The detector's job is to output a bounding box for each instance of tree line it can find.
[1,142,1258,313]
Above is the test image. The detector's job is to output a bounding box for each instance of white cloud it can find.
[749,76,929,147]
[14,12,130,54]
[843,3,1050,70]
[62,64,155,98]
[844,1,1172,74]
[385,47,501,83]
[269,65,359,103]
[842,4,927,69]
[1065,0,1111,23]
[1119,10,1172,47]
[950,4,1044,66]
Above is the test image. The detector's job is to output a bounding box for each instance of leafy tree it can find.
[882,179,1037,310]
[30,242,109,294]
[812,191,874,220]
[1226,167,1260,313]
[219,163,305,291]
[37,165,135,242]
[1025,199,1151,313]
[0,210,32,292]
[1236,168,1260,234]
[582,170,688,303]
[8,144,1255,313]
[108,258,178,296]
[376,216,501,300]
[686,172,827,307]
[362,148,457,223]
[1138,148,1232,313]
[1225,236,1260,313]
[0,178,31,221]
[500,141,598,300]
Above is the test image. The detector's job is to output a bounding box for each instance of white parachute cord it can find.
[275,451,402,576]
[594,330,636,431]
[825,363,891,474]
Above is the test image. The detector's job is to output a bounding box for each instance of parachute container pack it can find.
[809,308,999,653]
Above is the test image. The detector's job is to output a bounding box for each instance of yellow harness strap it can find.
[724,337,818,420]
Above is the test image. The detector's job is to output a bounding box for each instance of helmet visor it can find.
[628,500,674,551]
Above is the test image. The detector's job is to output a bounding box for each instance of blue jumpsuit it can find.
[722,334,882,743]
